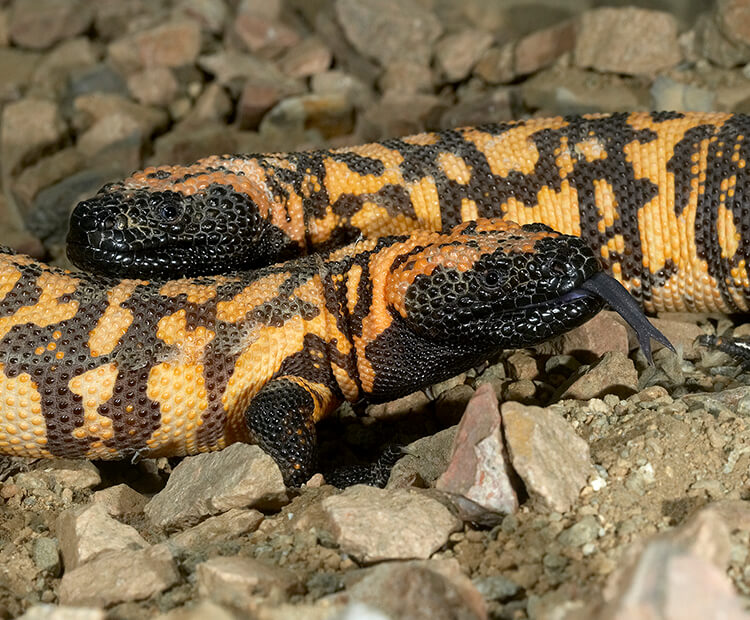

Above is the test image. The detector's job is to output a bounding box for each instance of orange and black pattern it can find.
[1,219,603,484]
[68,111,750,314]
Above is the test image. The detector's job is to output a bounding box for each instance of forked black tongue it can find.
[580,272,675,365]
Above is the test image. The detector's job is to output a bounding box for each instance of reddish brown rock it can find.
[108,20,202,72]
[278,38,332,79]
[233,9,300,58]
[9,0,92,50]
[515,19,576,76]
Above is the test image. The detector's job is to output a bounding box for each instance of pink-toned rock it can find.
[574,7,682,75]
[233,11,300,58]
[559,351,638,401]
[502,401,595,513]
[127,67,179,106]
[108,20,202,72]
[436,384,519,519]
[435,28,493,82]
[9,0,92,50]
[506,352,539,381]
[515,19,577,76]
[541,311,630,361]
[321,485,461,562]
[278,38,332,79]
[237,82,287,129]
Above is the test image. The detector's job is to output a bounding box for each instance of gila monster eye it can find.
[482,270,501,288]
[160,204,180,221]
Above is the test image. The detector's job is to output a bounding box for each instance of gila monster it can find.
[68,111,750,314]
[0,219,671,486]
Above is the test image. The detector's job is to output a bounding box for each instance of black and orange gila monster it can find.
[0,219,666,485]
[68,111,750,314]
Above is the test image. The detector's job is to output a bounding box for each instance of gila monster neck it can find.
[68,111,750,314]
[1,219,632,485]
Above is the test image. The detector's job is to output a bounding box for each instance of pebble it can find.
[435,384,519,519]
[57,503,148,570]
[169,508,264,550]
[1,98,66,177]
[144,443,288,531]
[233,8,300,58]
[58,544,180,607]
[387,426,456,488]
[195,556,301,609]
[39,460,101,491]
[127,67,179,106]
[278,38,333,79]
[502,401,595,513]
[574,7,682,75]
[514,19,577,77]
[31,537,60,574]
[8,0,93,50]
[18,605,105,620]
[320,485,461,562]
[435,28,493,82]
[108,19,202,73]
[91,484,148,517]
[557,515,600,547]
[541,311,630,362]
[559,351,638,401]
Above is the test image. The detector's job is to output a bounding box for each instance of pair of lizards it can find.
[3,111,746,485]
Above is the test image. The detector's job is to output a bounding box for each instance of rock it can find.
[716,0,750,49]
[514,19,577,77]
[72,93,168,137]
[473,575,520,602]
[650,75,716,113]
[559,351,638,401]
[12,149,82,223]
[176,0,228,34]
[127,67,179,106]
[236,82,287,130]
[197,51,303,96]
[645,316,706,359]
[29,38,98,98]
[0,48,41,102]
[9,0,93,50]
[18,605,105,620]
[522,66,646,115]
[149,124,238,165]
[574,7,682,75]
[434,384,475,426]
[601,539,747,620]
[336,559,487,620]
[196,556,301,608]
[0,10,7,46]
[506,352,539,381]
[76,112,142,162]
[379,60,434,95]
[474,45,515,85]
[1,98,66,176]
[311,70,373,109]
[169,508,264,550]
[108,19,202,73]
[91,484,148,517]
[366,390,430,420]
[233,6,300,57]
[357,91,443,141]
[320,485,461,562]
[31,537,60,574]
[540,311,630,362]
[387,427,457,488]
[57,503,148,570]
[179,83,233,128]
[260,93,355,140]
[67,63,130,99]
[40,460,101,491]
[335,0,442,66]
[93,0,151,41]
[502,401,595,513]
[694,12,750,69]
[435,28,493,83]
[439,88,514,129]
[436,384,519,520]
[144,443,288,531]
[58,544,179,607]
[278,37,332,79]
[557,515,600,548]
[152,600,236,620]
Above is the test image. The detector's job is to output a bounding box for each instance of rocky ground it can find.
[1,0,750,618]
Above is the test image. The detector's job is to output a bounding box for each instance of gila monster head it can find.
[67,175,301,279]
[385,219,606,349]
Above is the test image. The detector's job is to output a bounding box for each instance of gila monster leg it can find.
[244,376,332,487]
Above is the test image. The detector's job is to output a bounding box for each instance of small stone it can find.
[439,88,514,128]
[67,63,129,99]
[503,379,537,403]
[179,83,233,128]
[72,93,168,137]
[149,124,238,166]
[93,0,149,41]
[58,544,179,607]
[76,112,142,160]
[694,13,750,69]
[717,0,750,49]
[379,60,434,95]
[473,575,520,602]
[1,98,66,176]
[18,604,105,620]
[559,351,638,401]
[170,508,264,550]
[366,390,431,420]
[144,443,288,531]
[435,28,493,82]
[436,384,519,519]
[236,82,287,130]
[41,460,101,491]
[151,600,235,620]
[557,515,600,547]
[507,352,539,381]
[358,91,444,141]
[197,51,303,94]
[474,45,515,84]
[233,11,300,58]
[127,67,179,106]
[278,37,332,79]
[311,70,373,109]
[335,559,487,620]
[321,485,461,562]
[0,48,41,102]
[12,148,84,215]
[91,484,148,517]
[574,7,682,75]
[177,0,228,33]
[57,503,148,570]
[9,0,93,50]
[260,93,355,140]
[650,76,716,113]
[335,0,442,66]
[601,540,747,620]
[196,556,301,608]
[514,19,576,76]
[108,19,202,72]
[31,537,60,574]
[29,37,98,98]
[502,401,595,513]
[387,427,457,488]
[541,311,630,362]
[0,10,7,46]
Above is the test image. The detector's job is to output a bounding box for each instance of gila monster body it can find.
[68,111,750,314]
[2,219,665,485]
